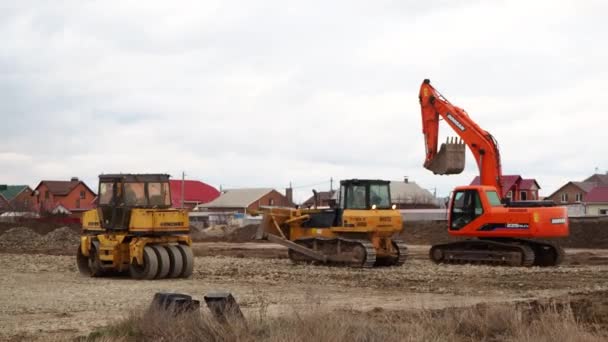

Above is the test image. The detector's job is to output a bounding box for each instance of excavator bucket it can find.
[425,138,466,175]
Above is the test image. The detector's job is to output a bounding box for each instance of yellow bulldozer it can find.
[256,179,407,267]
[77,174,193,280]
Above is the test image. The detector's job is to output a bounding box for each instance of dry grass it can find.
[83,299,606,342]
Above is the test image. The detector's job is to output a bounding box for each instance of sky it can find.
[1,0,607,203]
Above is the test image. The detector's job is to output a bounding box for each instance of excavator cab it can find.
[97,174,172,230]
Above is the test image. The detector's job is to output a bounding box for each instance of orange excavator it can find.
[419,79,568,266]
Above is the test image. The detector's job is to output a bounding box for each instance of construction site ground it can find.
[1,243,608,340]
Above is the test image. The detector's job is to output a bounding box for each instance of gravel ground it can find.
[1,252,608,341]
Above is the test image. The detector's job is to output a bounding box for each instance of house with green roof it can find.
[0,185,34,212]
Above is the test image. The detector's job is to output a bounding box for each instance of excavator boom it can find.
[419,79,503,196]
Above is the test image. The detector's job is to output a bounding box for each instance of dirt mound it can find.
[0,227,42,250]
[225,224,258,242]
[38,226,80,251]
[192,224,258,242]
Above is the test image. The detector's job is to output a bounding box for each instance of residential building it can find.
[31,177,96,218]
[390,178,438,209]
[585,186,608,215]
[198,188,292,214]
[302,190,337,208]
[470,175,541,201]
[169,180,220,210]
[545,173,608,216]
[545,181,595,205]
[0,185,34,212]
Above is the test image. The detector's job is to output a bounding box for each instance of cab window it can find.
[346,185,367,209]
[98,182,114,205]
[485,191,503,207]
[450,190,484,230]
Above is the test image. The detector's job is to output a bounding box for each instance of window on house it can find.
[507,191,512,199]
[45,191,49,199]
[80,190,86,199]
[520,191,527,201]
[600,209,608,215]
[575,193,583,202]
[561,193,568,203]
[269,198,275,206]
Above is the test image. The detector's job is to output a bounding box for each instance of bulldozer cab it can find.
[338,179,392,210]
[96,174,172,230]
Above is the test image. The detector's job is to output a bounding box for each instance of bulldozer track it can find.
[288,237,377,268]
[392,240,408,266]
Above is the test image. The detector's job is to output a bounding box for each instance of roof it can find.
[584,174,608,186]
[169,180,220,207]
[303,190,336,206]
[0,185,30,201]
[520,179,541,190]
[572,181,596,193]
[390,181,436,204]
[546,181,596,199]
[470,175,522,197]
[585,186,608,203]
[34,180,96,196]
[200,188,274,208]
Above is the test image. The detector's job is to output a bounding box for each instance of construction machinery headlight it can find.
[392,204,397,210]
[372,204,377,210]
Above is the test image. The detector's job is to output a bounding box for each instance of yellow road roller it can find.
[77,174,193,280]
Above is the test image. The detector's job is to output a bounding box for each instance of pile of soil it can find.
[0,226,79,254]
[224,224,258,242]
[192,224,259,242]
[558,217,608,248]
[38,226,80,251]
[0,227,42,250]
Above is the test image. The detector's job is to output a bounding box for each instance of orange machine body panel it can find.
[448,185,569,239]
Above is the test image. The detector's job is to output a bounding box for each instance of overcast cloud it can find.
[1,0,607,202]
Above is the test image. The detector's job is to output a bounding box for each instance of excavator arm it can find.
[419,79,504,196]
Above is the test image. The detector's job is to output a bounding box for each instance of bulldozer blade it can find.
[425,142,466,175]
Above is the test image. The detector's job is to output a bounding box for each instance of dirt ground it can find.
[2,223,608,341]
[2,246,608,341]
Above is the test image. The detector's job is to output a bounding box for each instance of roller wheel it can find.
[129,246,159,280]
[88,245,105,277]
[76,245,92,276]
[165,245,184,278]
[176,244,194,278]
[152,245,171,279]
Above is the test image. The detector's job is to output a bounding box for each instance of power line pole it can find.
[330,177,333,192]
[181,171,185,209]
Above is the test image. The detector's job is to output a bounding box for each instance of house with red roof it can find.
[169,180,220,210]
[31,177,96,218]
[470,175,540,201]
[546,173,608,216]
[585,186,608,215]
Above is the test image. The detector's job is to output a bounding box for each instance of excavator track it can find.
[288,237,377,268]
[510,239,565,267]
[429,239,535,267]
